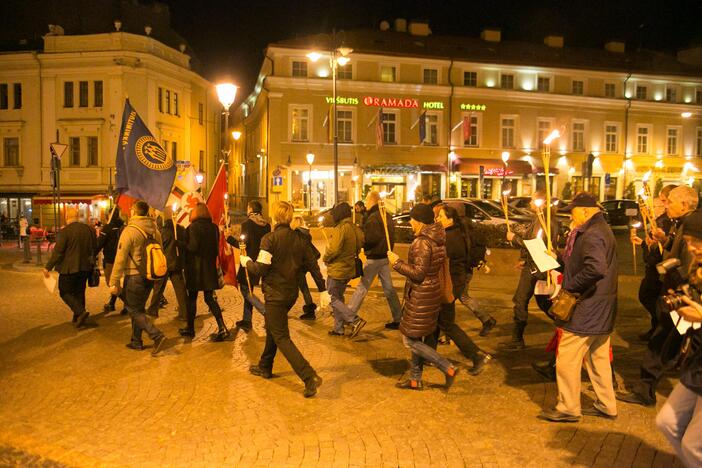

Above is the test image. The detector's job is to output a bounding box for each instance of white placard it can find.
[42,272,57,294]
[523,237,560,272]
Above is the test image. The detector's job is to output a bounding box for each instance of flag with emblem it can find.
[166,164,203,227]
[115,99,176,211]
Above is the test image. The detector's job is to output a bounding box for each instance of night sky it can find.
[165,0,702,100]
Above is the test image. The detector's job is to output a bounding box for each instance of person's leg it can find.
[635,309,683,401]
[502,268,535,348]
[347,259,380,313]
[258,323,278,371]
[656,383,700,466]
[146,277,167,316]
[76,271,88,313]
[440,302,481,362]
[680,392,702,467]
[125,276,162,342]
[204,290,228,334]
[265,301,316,382]
[638,271,661,333]
[103,263,118,309]
[184,290,198,333]
[328,278,354,333]
[402,336,424,381]
[376,259,403,323]
[170,270,189,320]
[459,272,494,324]
[583,335,617,416]
[406,335,453,375]
[58,273,85,320]
[555,331,590,416]
[239,282,254,323]
[299,275,314,306]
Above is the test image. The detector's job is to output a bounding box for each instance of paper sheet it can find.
[42,272,57,294]
[523,237,560,272]
[670,310,702,334]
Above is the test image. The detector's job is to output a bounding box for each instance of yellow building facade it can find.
[233,26,702,215]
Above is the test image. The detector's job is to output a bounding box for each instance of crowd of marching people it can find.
[40,186,702,465]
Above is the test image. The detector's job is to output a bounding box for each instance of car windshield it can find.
[471,200,503,217]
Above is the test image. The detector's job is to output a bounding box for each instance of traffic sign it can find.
[50,142,68,159]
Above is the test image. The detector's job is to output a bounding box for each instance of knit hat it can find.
[330,202,352,223]
[682,210,702,239]
[410,204,435,224]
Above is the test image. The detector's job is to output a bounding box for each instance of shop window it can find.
[572,176,601,198]
[13,83,21,109]
[94,81,103,107]
[79,81,89,107]
[292,61,307,77]
[420,173,441,199]
[3,137,19,166]
[604,177,617,200]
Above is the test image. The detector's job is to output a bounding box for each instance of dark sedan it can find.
[600,199,640,226]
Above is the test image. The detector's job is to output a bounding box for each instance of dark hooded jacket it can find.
[393,222,446,338]
[362,204,395,259]
[227,212,271,285]
[184,217,220,291]
[161,218,186,272]
[96,216,124,266]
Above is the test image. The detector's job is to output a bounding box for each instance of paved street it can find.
[0,238,683,467]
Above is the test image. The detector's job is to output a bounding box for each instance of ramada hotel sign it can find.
[325,96,487,111]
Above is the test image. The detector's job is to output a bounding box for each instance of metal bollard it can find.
[36,238,43,265]
[23,237,31,262]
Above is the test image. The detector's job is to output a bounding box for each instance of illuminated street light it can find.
[215,82,238,210]
[501,151,510,163]
[306,51,322,62]
[195,172,204,185]
[232,131,242,141]
[215,83,238,110]
[681,111,693,118]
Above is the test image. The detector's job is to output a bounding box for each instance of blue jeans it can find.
[402,335,452,381]
[348,257,402,322]
[656,383,702,467]
[124,275,163,345]
[327,277,356,333]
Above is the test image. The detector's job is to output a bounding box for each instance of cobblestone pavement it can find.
[0,244,684,467]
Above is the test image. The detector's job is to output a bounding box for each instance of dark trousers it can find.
[148,270,188,317]
[436,302,481,362]
[512,267,539,326]
[124,275,162,345]
[636,302,684,399]
[58,271,89,319]
[299,275,314,306]
[259,300,315,383]
[186,289,225,332]
[240,280,261,321]
[638,267,662,331]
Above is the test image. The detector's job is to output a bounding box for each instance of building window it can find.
[423,68,438,84]
[337,110,353,143]
[79,81,88,107]
[537,119,553,150]
[171,141,177,160]
[380,65,396,83]
[667,127,679,155]
[604,83,616,98]
[93,81,103,107]
[69,137,81,166]
[464,71,477,87]
[198,103,203,125]
[666,87,677,103]
[12,84,21,109]
[64,82,74,108]
[292,61,307,77]
[0,84,7,109]
[605,124,619,153]
[87,136,98,166]
[537,76,550,92]
[572,122,585,152]
[463,114,479,147]
[501,117,516,149]
[337,64,352,80]
[501,74,514,89]
[3,137,19,166]
[158,87,163,113]
[165,90,171,114]
[424,113,438,145]
[382,112,397,144]
[637,126,650,154]
[697,90,702,105]
[291,106,310,142]
[696,128,702,157]
[572,80,584,95]
[636,85,647,100]
[173,93,179,116]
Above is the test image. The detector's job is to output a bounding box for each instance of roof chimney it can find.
[394,18,407,33]
[408,20,431,36]
[481,28,501,43]
[605,41,625,53]
[544,35,564,48]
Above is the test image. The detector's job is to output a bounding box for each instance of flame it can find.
[318,216,325,223]
[631,221,642,229]
[239,234,246,241]
[502,189,511,196]
[543,129,561,145]
[536,228,543,239]
[533,198,544,208]
[643,170,652,182]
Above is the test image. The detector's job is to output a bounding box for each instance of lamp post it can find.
[232,130,242,208]
[501,151,510,195]
[306,152,315,215]
[307,42,352,205]
[215,82,238,212]
[542,129,561,256]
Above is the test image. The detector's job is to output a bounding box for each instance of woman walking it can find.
[179,203,230,341]
[387,204,459,391]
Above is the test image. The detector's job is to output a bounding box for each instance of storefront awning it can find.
[457,158,535,176]
[33,194,106,205]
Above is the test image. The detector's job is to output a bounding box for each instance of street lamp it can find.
[307,43,352,205]
[306,152,315,215]
[216,82,238,216]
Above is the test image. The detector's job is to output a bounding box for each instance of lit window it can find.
[291,106,310,142]
[501,117,515,148]
[572,122,585,152]
[380,66,396,83]
[605,124,619,153]
[424,114,438,145]
[292,61,308,77]
[637,126,650,154]
[667,127,679,155]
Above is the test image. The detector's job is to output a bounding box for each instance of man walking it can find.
[43,206,96,328]
[348,191,403,329]
[96,207,126,314]
[109,200,166,354]
[539,193,618,422]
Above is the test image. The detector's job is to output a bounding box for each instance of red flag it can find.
[463,115,472,143]
[218,232,238,287]
[206,164,227,226]
[116,193,137,214]
[376,107,384,147]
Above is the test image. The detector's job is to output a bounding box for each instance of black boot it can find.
[210,312,230,342]
[532,356,556,381]
[499,322,526,350]
[299,303,317,320]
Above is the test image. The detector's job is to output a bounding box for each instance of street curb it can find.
[12,260,44,273]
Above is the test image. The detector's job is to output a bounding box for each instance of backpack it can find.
[128,224,168,280]
[461,218,488,268]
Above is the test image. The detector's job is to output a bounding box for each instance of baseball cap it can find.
[561,192,600,212]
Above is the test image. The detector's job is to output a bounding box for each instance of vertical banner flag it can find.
[115,99,176,211]
[418,111,427,143]
[463,115,472,144]
[323,106,332,144]
[166,164,203,227]
[206,164,237,286]
[375,107,384,147]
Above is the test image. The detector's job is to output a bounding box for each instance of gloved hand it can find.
[319,290,331,309]
[239,255,252,267]
[387,251,400,265]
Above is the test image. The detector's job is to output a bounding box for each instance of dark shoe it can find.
[582,402,617,420]
[236,320,252,332]
[178,328,195,338]
[538,408,581,423]
[444,366,459,392]
[479,317,497,337]
[349,317,367,338]
[532,360,557,382]
[396,379,423,390]
[209,329,231,342]
[151,335,166,355]
[159,297,168,308]
[616,390,656,407]
[638,329,654,342]
[469,352,492,376]
[499,338,525,350]
[125,342,144,351]
[304,374,323,398]
[72,314,78,323]
[438,333,451,345]
[328,330,344,336]
[299,311,317,320]
[75,311,90,328]
[302,303,317,315]
[249,365,273,379]
[103,303,116,313]
[384,321,400,330]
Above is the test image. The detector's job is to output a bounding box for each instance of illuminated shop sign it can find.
[325,96,359,105]
[483,168,514,176]
[363,96,419,108]
[460,103,487,111]
[422,101,444,109]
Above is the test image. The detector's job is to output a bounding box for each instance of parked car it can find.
[600,199,640,226]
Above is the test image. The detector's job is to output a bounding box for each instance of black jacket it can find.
[184,218,220,291]
[246,224,325,304]
[444,223,468,297]
[96,217,123,266]
[46,221,96,274]
[161,219,186,272]
[642,214,673,269]
[681,328,702,396]
[226,213,271,285]
[560,212,618,335]
[362,204,395,259]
